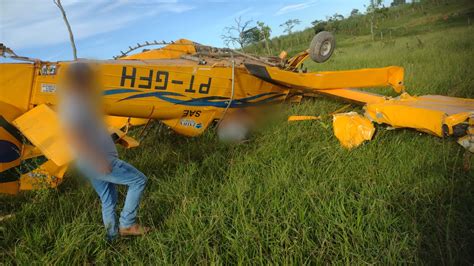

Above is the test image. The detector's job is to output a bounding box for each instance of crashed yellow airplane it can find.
[1,32,473,194]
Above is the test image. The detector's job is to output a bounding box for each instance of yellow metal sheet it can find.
[365,93,474,137]
[105,116,130,129]
[288,115,321,122]
[117,135,140,149]
[106,116,149,129]
[0,63,35,112]
[108,127,140,148]
[19,159,67,191]
[12,104,71,166]
[317,89,387,105]
[333,112,375,149]
[0,182,19,195]
[251,65,405,93]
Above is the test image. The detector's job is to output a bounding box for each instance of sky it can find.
[0,0,391,61]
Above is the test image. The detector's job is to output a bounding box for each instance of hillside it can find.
[1,0,474,264]
[248,0,474,56]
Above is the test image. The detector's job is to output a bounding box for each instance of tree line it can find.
[221,0,454,55]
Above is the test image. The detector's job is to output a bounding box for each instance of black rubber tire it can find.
[309,31,335,63]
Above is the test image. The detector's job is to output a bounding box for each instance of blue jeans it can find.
[77,158,147,239]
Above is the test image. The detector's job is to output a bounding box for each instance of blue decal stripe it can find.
[118,91,184,102]
[126,92,286,108]
[107,88,287,108]
[103,88,141,96]
[181,96,230,102]
[235,92,280,102]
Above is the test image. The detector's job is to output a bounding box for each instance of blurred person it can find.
[217,111,251,143]
[59,62,149,240]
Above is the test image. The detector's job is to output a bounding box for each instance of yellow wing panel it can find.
[245,64,405,93]
[365,93,474,137]
[12,104,72,166]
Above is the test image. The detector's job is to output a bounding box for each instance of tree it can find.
[280,19,301,35]
[311,20,327,34]
[367,0,383,41]
[242,27,261,44]
[332,13,345,21]
[256,21,272,55]
[367,0,383,12]
[324,13,345,32]
[280,19,301,47]
[391,0,406,6]
[350,8,360,17]
[221,17,254,50]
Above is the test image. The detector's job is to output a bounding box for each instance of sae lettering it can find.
[183,110,201,117]
[120,66,211,94]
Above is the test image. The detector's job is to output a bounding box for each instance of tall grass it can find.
[1,5,474,265]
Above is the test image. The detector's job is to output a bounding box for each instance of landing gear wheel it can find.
[309,31,335,63]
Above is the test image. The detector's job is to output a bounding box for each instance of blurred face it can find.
[65,62,96,96]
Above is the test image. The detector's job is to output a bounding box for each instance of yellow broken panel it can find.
[333,112,375,149]
[365,93,474,137]
[444,112,472,135]
[19,160,67,191]
[12,104,72,166]
[105,116,149,129]
[117,135,140,149]
[288,115,321,122]
[108,127,140,149]
[21,144,43,160]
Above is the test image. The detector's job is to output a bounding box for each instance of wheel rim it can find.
[320,40,332,56]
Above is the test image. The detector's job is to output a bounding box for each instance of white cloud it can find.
[0,0,194,49]
[275,0,318,15]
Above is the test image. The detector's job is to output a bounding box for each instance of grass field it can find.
[1,2,474,265]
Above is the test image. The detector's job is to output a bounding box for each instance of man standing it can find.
[59,62,149,240]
